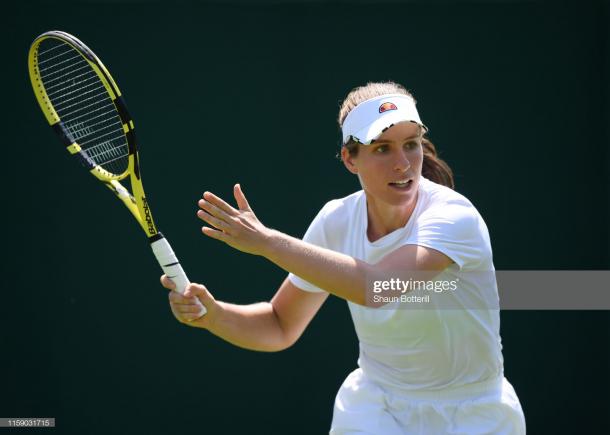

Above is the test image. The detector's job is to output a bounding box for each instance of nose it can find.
[394,149,411,172]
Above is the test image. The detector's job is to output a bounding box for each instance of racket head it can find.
[29,30,158,237]
[28,31,137,182]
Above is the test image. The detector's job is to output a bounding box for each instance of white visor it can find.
[341,93,428,145]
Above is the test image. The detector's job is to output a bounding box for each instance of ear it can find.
[341,146,359,175]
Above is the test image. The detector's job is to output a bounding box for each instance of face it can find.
[342,121,423,207]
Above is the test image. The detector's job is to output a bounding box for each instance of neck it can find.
[365,193,418,242]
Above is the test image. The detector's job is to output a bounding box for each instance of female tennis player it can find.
[161,81,526,434]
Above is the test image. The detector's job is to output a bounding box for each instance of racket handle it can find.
[150,233,207,316]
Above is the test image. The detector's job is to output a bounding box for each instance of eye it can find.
[374,144,388,153]
[404,141,420,150]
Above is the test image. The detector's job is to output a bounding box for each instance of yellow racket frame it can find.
[28,31,158,237]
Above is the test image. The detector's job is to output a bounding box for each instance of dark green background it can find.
[3,0,609,433]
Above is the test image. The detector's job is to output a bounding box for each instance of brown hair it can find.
[339,82,454,189]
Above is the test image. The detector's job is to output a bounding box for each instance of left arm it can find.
[198,184,452,306]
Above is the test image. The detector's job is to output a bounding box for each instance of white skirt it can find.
[329,369,525,435]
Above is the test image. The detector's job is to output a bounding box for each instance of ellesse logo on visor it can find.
[378,102,398,113]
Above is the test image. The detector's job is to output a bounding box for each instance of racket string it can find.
[83,139,129,166]
[37,47,75,66]
[37,42,69,57]
[54,89,108,112]
[48,76,102,99]
[45,70,97,91]
[39,57,89,79]
[61,99,114,120]
[69,117,123,139]
[42,64,91,85]
[66,118,123,142]
[79,127,125,146]
[39,53,83,73]
[87,152,128,168]
[37,39,129,176]
[48,81,104,104]
[67,108,118,125]
[64,105,117,126]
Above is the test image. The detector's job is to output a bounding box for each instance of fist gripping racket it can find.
[28,30,204,313]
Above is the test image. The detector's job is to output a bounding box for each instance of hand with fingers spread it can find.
[197,183,273,256]
[160,275,219,329]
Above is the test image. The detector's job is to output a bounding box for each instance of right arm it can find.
[161,275,328,352]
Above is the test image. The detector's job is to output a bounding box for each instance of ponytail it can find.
[422,138,454,189]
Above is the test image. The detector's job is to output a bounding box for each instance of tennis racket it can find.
[28,30,204,314]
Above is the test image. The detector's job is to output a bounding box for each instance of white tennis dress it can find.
[288,177,526,434]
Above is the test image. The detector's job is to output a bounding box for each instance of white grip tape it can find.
[151,236,207,315]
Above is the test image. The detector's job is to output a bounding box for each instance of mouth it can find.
[388,178,414,190]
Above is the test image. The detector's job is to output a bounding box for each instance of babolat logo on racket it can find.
[141,197,156,233]
[379,102,398,113]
